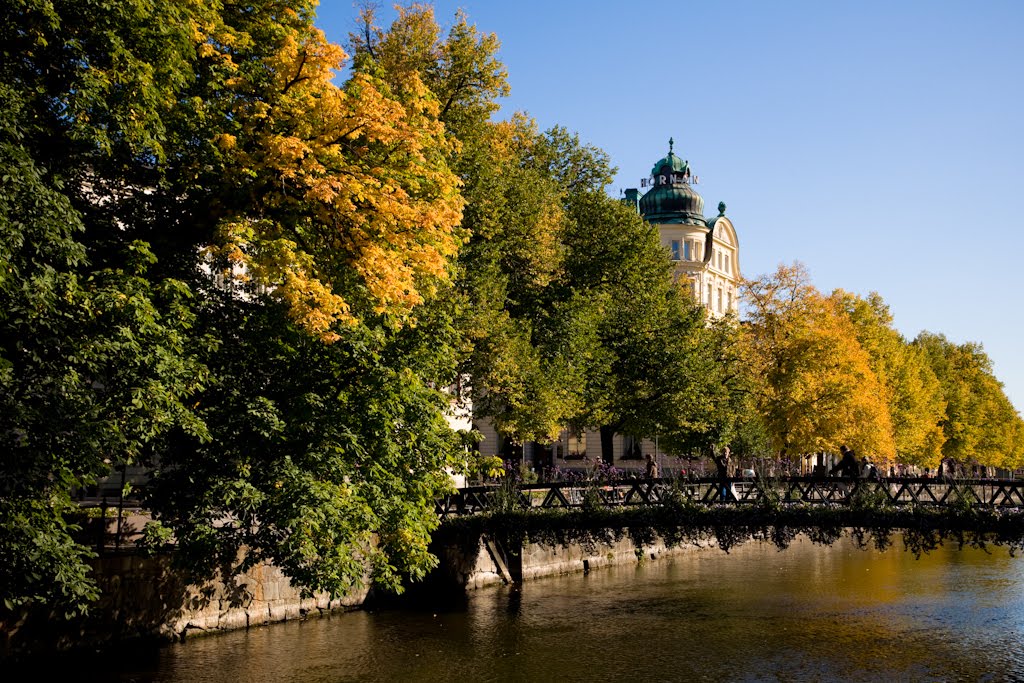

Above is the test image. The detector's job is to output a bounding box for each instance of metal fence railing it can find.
[435,476,1024,518]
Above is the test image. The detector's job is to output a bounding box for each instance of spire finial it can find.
[669,137,674,154]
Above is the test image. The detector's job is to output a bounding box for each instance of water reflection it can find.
[32,537,1024,682]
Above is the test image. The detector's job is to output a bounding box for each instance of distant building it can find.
[472,139,742,479]
[624,138,740,317]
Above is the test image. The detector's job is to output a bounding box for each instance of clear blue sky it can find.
[317,1,1024,412]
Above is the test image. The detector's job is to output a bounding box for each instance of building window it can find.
[622,435,642,460]
[566,431,586,459]
[724,254,730,274]
[727,290,733,312]
[717,288,723,312]
[707,286,713,310]
[691,281,698,299]
[670,240,681,261]
[683,241,691,260]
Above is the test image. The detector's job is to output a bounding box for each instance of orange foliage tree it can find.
[740,263,895,461]
[202,5,466,339]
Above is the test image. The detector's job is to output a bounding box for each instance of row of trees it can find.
[1,1,1020,622]
[740,263,1024,470]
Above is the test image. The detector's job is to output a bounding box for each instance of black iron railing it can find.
[435,476,1024,518]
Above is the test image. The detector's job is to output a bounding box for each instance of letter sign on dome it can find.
[640,173,699,188]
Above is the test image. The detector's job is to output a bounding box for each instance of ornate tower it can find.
[626,139,740,317]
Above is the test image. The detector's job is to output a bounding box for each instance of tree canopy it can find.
[914,332,1024,470]
[1,0,477,616]
[739,264,1022,469]
[832,290,945,466]
[740,264,895,459]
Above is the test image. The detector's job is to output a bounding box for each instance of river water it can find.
[40,537,1024,682]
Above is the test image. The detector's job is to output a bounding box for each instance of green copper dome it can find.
[650,151,689,177]
[649,137,690,177]
[639,139,706,226]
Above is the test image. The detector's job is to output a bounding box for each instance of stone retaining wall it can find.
[1,552,368,658]
[4,532,701,658]
[435,534,702,591]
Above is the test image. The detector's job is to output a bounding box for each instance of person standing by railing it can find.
[645,453,659,480]
[713,446,734,502]
[861,456,878,480]
[829,445,859,479]
[827,445,860,500]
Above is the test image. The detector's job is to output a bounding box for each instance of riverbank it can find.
[0,551,368,660]
[9,495,1024,660]
[12,538,1024,682]
[1,527,693,660]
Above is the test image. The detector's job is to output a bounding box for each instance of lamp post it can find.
[115,462,127,550]
[654,429,663,478]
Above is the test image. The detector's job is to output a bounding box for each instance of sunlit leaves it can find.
[203,15,465,338]
[833,290,945,466]
[741,263,894,458]
[914,332,1024,469]
[742,265,1022,470]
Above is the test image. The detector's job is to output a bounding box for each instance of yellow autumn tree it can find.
[741,263,895,460]
[351,4,510,139]
[832,291,946,467]
[202,8,465,340]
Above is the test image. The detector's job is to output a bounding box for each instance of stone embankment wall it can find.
[435,534,701,590]
[100,553,368,641]
[2,552,367,658]
[4,531,697,658]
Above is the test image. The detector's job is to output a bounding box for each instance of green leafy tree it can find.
[451,118,574,441]
[2,0,479,614]
[350,6,567,446]
[914,332,1023,470]
[557,192,745,460]
[141,2,474,595]
[351,3,510,140]
[145,298,464,593]
[0,89,206,618]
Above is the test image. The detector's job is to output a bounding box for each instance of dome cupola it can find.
[638,138,706,226]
